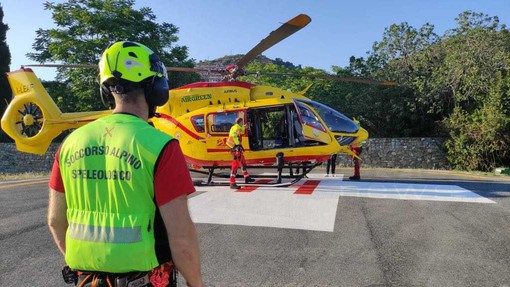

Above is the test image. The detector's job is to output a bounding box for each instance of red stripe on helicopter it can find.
[158,114,204,140]
[173,81,255,90]
[7,68,34,75]
[207,148,230,152]
[294,180,320,195]
[206,148,251,153]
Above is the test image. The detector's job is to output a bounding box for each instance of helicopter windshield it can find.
[295,99,359,133]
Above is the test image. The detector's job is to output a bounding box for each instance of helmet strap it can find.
[100,79,143,109]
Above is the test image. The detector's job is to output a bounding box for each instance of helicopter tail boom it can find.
[1,68,110,154]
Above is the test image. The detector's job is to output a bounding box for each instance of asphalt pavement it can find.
[1,168,509,287]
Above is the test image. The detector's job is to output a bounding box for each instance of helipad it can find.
[188,175,494,232]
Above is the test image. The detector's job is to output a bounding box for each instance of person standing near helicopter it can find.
[227,117,252,189]
[47,41,204,287]
[326,154,338,177]
[349,141,364,180]
[349,118,365,180]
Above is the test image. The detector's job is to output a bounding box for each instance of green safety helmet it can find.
[99,41,169,112]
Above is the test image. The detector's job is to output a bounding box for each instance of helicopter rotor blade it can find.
[235,14,311,72]
[245,71,398,86]
[22,63,222,75]
[22,64,97,69]
[166,67,226,74]
[21,64,397,85]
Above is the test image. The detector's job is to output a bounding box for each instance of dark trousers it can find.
[326,154,337,174]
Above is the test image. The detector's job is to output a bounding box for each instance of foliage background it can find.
[0,1,508,171]
[0,4,12,142]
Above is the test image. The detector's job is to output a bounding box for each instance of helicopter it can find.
[1,14,395,186]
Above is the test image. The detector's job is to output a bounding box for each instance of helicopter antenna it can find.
[298,84,313,95]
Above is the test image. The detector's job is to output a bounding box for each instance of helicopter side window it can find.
[207,111,242,134]
[190,115,205,133]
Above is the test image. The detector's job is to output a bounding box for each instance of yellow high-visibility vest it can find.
[226,123,244,148]
[59,114,172,273]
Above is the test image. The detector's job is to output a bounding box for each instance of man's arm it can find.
[48,188,68,256]
[159,195,204,287]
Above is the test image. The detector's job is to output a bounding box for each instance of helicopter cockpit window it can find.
[295,101,325,132]
[190,115,205,133]
[207,111,241,134]
[296,99,358,133]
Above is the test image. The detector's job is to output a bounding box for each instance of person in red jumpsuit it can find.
[226,118,252,189]
[349,141,364,180]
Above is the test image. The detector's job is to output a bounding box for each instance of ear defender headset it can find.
[98,41,169,117]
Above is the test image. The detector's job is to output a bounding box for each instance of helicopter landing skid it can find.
[190,160,320,188]
[192,180,294,188]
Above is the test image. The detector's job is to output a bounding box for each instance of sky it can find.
[2,0,510,81]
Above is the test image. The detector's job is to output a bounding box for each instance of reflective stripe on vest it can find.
[69,222,142,243]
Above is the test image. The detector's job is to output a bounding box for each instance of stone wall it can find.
[0,143,59,174]
[333,137,450,170]
[0,137,450,173]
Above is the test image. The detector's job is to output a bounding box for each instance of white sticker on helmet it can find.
[124,59,143,70]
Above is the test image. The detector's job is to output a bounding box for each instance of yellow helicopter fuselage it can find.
[152,81,367,168]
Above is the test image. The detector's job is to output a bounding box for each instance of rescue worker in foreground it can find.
[47,41,204,287]
[226,117,252,189]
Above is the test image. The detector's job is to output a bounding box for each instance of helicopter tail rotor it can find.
[1,68,110,154]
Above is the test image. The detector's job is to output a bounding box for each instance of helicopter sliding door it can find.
[247,105,289,151]
[293,99,332,145]
[247,104,327,151]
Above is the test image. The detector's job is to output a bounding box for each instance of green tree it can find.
[0,3,12,120]
[42,80,73,112]
[364,11,510,170]
[328,11,509,171]
[336,22,442,137]
[28,0,198,112]
[439,12,510,171]
[367,22,439,81]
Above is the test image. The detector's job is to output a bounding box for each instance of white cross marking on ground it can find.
[188,176,494,232]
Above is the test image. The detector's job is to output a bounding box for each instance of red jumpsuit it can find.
[230,146,249,186]
[350,142,363,180]
[227,123,250,187]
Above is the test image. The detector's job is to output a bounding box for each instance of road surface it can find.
[1,168,509,286]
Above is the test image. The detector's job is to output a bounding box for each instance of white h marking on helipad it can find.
[188,176,494,232]
[314,179,495,203]
[189,188,338,232]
